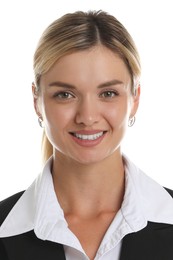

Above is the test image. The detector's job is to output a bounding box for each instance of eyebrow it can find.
[98,79,124,88]
[49,81,76,89]
[48,79,124,89]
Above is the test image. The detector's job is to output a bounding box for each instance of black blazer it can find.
[0,189,173,260]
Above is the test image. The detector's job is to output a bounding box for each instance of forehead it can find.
[40,46,131,87]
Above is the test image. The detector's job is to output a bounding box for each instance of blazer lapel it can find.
[2,231,66,260]
[120,221,173,260]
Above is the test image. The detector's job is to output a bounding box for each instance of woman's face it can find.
[34,46,140,165]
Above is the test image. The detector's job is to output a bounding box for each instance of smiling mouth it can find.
[70,131,106,141]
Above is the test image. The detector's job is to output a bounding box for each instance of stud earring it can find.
[128,116,135,127]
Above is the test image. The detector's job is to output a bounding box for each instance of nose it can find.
[75,97,100,126]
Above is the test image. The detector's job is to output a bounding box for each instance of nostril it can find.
[75,111,100,126]
[74,99,101,126]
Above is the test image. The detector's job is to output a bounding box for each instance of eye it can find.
[100,90,119,98]
[53,91,74,99]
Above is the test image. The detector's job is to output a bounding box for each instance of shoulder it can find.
[0,191,25,225]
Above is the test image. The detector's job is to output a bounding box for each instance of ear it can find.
[32,82,41,117]
[130,83,141,117]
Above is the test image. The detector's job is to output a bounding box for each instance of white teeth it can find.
[74,132,104,140]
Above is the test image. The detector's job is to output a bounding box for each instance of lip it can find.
[69,130,107,147]
[70,130,106,135]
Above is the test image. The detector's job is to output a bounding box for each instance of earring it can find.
[128,116,135,127]
[38,116,44,128]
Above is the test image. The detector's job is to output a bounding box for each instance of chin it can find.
[71,152,111,166]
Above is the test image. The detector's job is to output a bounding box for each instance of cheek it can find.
[43,104,75,131]
[104,102,130,128]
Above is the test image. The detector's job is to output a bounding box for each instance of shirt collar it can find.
[123,155,173,224]
[1,155,173,241]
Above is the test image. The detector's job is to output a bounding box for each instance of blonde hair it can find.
[33,10,141,164]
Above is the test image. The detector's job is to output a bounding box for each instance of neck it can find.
[52,151,125,217]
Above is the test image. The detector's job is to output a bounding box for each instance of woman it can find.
[0,10,173,260]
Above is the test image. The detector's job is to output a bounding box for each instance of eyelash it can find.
[53,90,119,100]
[53,91,74,99]
[99,90,119,98]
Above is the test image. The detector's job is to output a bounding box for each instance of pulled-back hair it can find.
[33,10,141,164]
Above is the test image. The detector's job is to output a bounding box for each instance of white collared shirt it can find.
[1,155,173,260]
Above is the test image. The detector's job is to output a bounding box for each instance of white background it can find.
[0,0,173,200]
